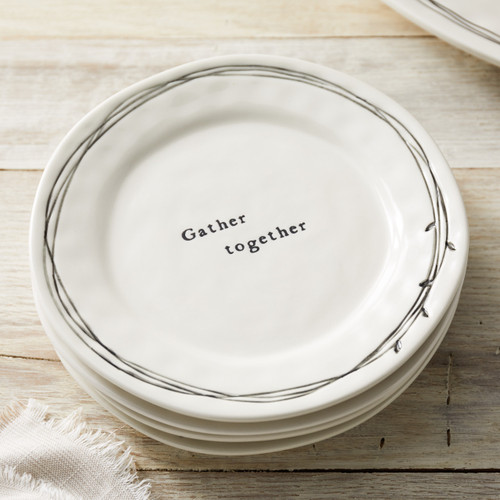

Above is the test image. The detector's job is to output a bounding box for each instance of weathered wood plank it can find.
[1,0,498,494]
[139,471,500,498]
[0,170,56,359]
[0,1,424,39]
[1,38,498,172]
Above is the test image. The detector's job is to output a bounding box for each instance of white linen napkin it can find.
[0,400,150,500]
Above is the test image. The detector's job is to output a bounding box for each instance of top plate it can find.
[384,0,500,66]
[30,55,468,421]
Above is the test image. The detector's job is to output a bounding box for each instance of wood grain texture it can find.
[139,472,500,498]
[2,2,500,496]
[1,38,499,172]
[0,170,56,360]
[0,0,424,39]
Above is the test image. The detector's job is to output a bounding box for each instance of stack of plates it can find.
[30,55,468,455]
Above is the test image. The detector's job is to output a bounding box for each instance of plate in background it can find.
[384,0,500,66]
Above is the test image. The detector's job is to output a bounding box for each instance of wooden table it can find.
[2,1,500,497]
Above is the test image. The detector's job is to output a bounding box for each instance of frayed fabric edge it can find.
[0,399,48,433]
[0,465,78,500]
[0,399,151,500]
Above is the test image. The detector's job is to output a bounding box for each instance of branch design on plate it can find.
[43,64,456,402]
[394,340,403,354]
[417,0,500,45]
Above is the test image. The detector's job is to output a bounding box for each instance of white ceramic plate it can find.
[384,0,500,66]
[55,283,459,444]
[31,54,468,422]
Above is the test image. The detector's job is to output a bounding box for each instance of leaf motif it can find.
[422,307,429,318]
[447,241,456,251]
[425,221,436,232]
[394,340,402,353]
[419,279,433,288]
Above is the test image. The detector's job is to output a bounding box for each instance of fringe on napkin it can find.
[0,399,151,500]
[0,465,78,500]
